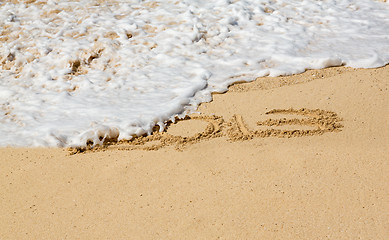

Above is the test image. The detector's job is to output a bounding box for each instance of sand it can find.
[1,66,388,239]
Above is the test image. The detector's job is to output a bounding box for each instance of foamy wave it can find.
[1,0,388,147]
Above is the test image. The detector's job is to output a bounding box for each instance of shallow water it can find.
[1,0,388,147]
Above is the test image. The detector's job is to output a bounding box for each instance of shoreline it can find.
[1,66,388,239]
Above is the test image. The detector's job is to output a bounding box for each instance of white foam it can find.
[1,0,388,147]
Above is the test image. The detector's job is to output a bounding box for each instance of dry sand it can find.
[1,66,388,239]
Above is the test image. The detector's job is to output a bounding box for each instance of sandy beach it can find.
[1,66,388,239]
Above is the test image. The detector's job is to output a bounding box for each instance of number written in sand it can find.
[71,108,343,153]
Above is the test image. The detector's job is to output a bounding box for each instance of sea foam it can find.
[1,0,388,147]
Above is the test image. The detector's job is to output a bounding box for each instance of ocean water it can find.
[1,0,388,147]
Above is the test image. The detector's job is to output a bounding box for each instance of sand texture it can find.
[1,66,388,239]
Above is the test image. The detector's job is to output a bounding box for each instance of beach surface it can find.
[1,66,388,239]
